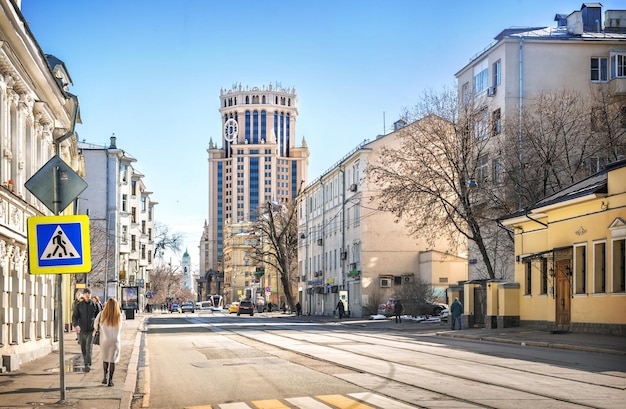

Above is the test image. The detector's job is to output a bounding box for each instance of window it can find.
[475,108,489,140]
[540,258,548,295]
[492,159,503,184]
[593,241,606,293]
[131,180,137,196]
[525,261,532,295]
[121,226,128,244]
[131,235,136,251]
[492,59,501,86]
[131,207,137,223]
[612,239,625,292]
[462,82,470,104]
[141,220,146,234]
[477,155,489,182]
[492,108,501,135]
[473,59,489,93]
[591,57,608,82]
[122,194,127,212]
[141,196,146,212]
[610,53,626,79]
[574,244,586,294]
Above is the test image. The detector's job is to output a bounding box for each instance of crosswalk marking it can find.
[184,393,415,409]
[251,399,292,409]
[315,395,375,409]
[285,397,333,409]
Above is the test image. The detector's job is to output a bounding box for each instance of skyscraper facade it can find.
[203,84,309,282]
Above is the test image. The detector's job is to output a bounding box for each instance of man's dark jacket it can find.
[72,300,99,332]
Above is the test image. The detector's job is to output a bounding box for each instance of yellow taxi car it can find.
[228,302,240,314]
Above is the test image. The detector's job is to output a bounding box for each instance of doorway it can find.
[555,259,571,332]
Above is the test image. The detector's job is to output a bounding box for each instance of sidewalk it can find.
[0,313,146,409]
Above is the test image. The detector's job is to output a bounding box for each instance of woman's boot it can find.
[108,363,115,387]
[102,362,109,384]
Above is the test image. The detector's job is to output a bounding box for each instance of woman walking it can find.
[94,298,123,387]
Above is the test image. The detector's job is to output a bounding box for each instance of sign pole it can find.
[53,164,67,403]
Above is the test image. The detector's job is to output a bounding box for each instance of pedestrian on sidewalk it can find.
[94,297,123,387]
[296,302,302,316]
[394,300,403,323]
[450,297,463,330]
[72,288,99,371]
[93,295,103,313]
[336,299,345,319]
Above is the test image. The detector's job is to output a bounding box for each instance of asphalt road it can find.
[134,312,626,409]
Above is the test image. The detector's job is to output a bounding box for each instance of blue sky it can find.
[20,1,622,269]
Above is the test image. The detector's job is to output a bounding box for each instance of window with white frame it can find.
[477,155,489,182]
[593,241,606,293]
[612,238,625,292]
[574,244,587,294]
[492,158,503,184]
[591,57,608,82]
[492,59,501,87]
[473,59,489,93]
[475,108,489,140]
[610,53,626,79]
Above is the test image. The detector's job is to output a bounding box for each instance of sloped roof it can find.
[502,158,626,220]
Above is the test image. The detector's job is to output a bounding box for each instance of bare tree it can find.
[83,219,115,290]
[248,200,299,311]
[368,86,509,279]
[393,279,435,316]
[153,222,183,259]
[147,263,182,305]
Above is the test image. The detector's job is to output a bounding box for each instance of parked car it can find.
[228,302,240,314]
[378,298,448,317]
[181,302,195,313]
[169,303,180,313]
[237,300,254,316]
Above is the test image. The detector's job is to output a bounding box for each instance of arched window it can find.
[288,98,291,106]
[246,95,250,104]
[262,95,266,104]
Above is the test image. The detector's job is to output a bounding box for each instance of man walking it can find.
[394,299,403,323]
[450,297,463,330]
[72,288,99,371]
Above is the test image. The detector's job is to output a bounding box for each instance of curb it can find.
[121,316,147,409]
[436,332,626,356]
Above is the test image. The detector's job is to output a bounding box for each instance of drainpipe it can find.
[518,37,524,209]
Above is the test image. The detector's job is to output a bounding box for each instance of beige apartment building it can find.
[203,84,309,298]
[455,3,626,281]
[297,120,468,318]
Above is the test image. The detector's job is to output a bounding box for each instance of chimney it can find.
[109,134,117,149]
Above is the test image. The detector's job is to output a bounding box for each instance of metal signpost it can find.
[25,154,89,402]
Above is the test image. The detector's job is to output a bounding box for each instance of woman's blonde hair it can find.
[101,298,121,327]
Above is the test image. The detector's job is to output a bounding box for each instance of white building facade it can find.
[298,121,468,318]
[79,136,156,309]
[0,0,83,366]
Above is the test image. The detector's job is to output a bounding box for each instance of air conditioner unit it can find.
[300,233,306,239]
[380,278,391,288]
[349,184,358,192]
[487,86,496,97]
[349,262,357,270]
[403,275,414,283]
[340,252,347,260]
[317,238,323,246]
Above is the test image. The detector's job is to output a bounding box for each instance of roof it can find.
[501,158,626,220]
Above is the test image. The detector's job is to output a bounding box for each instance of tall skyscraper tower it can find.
[204,83,309,276]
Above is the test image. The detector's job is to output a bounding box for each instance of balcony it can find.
[609,77,626,95]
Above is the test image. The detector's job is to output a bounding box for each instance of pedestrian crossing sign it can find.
[27,215,91,274]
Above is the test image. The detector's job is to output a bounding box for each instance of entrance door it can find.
[473,286,486,327]
[555,259,571,331]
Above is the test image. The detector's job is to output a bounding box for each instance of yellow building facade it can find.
[501,159,626,335]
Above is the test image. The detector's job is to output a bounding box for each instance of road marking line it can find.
[316,394,375,409]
